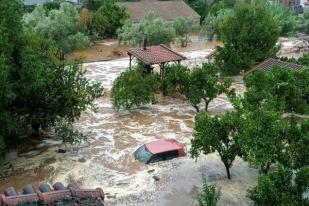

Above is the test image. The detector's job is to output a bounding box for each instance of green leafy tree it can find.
[185,64,231,112]
[186,0,210,20]
[191,111,241,179]
[265,1,302,36]
[163,63,231,112]
[301,7,309,34]
[0,0,103,166]
[111,67,161,110]
[237,109,286,173]
[173,16,197,47]
[162,64,190,96]
[248,165,309,206]
[117,12,176,46]
[200,9,231,40]
[243,68,309,114]
[23,3,90,59]
[197,176,221,206]
[215,2,280,75]
[281,118,309,170]
[89,0,129,38]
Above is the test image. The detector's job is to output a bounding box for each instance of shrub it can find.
[198,177,221,206]
[111,67,161,110]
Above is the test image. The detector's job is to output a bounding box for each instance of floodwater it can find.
[0,48,252,206]
[2,35,306,205]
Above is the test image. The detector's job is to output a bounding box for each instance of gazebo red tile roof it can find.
[128,44,186,65]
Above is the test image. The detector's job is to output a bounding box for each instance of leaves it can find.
[117,12,176,47]
[215,2,280,75]
[163,63,231,112]
[23,3,90,58]
[247,165,309,206]
[197,176,221,206]
[111,67,161,111]
[190,111,241,179]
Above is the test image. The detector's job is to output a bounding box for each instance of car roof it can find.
[145,139,183,154]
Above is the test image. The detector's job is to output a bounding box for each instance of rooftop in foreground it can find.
[243,58,304,76]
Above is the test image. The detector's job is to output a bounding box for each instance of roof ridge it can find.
[159,44,187,59]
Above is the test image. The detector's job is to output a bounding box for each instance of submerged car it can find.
[134,139,186,164]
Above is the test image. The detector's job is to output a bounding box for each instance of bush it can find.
[198,177,221,206]
[111,67,161,110]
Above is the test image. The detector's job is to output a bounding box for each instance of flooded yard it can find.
[0,48,252,206]
[2,35,306,205]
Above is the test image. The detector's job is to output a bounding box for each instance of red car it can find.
[134,139,186,164]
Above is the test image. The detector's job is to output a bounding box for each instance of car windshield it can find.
[134,145,153,163]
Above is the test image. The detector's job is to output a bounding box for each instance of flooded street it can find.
[0,48,252,205]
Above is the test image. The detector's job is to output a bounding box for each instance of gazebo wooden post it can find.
[177,60,181,65]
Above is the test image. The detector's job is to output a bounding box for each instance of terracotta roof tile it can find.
[128,44,186,65]
[243,58,304,76]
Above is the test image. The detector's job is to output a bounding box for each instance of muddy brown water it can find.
[1,37,306,205]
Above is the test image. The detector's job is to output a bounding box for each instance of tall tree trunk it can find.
[205,101,209,111]
[193,105,199,112]
[202,98,210,111]
[224,163,231,179]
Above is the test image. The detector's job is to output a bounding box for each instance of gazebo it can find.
[127,44,186,77]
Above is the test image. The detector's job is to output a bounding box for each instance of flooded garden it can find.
[1,36,307,205]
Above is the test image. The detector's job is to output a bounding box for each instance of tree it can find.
[243,68,309,114]
[237,108,286,173]
[89,0,129,38]
[185,64,231,112]
[197,176,221,206]
[0,0,103,166]
[162,64,190,96]
[190,111,242,179]
[200,8,231,40]
[173,16,198,47]
[23,3,90,59]
[117,12,176,46]
[215,2,280,75]
[163,63,232,112]
[281,118,309,170]
[301,7,309,35]
[265,1,302,36]
[111,67,161,111]
[247,165,309,206]
[186,0,210,20]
